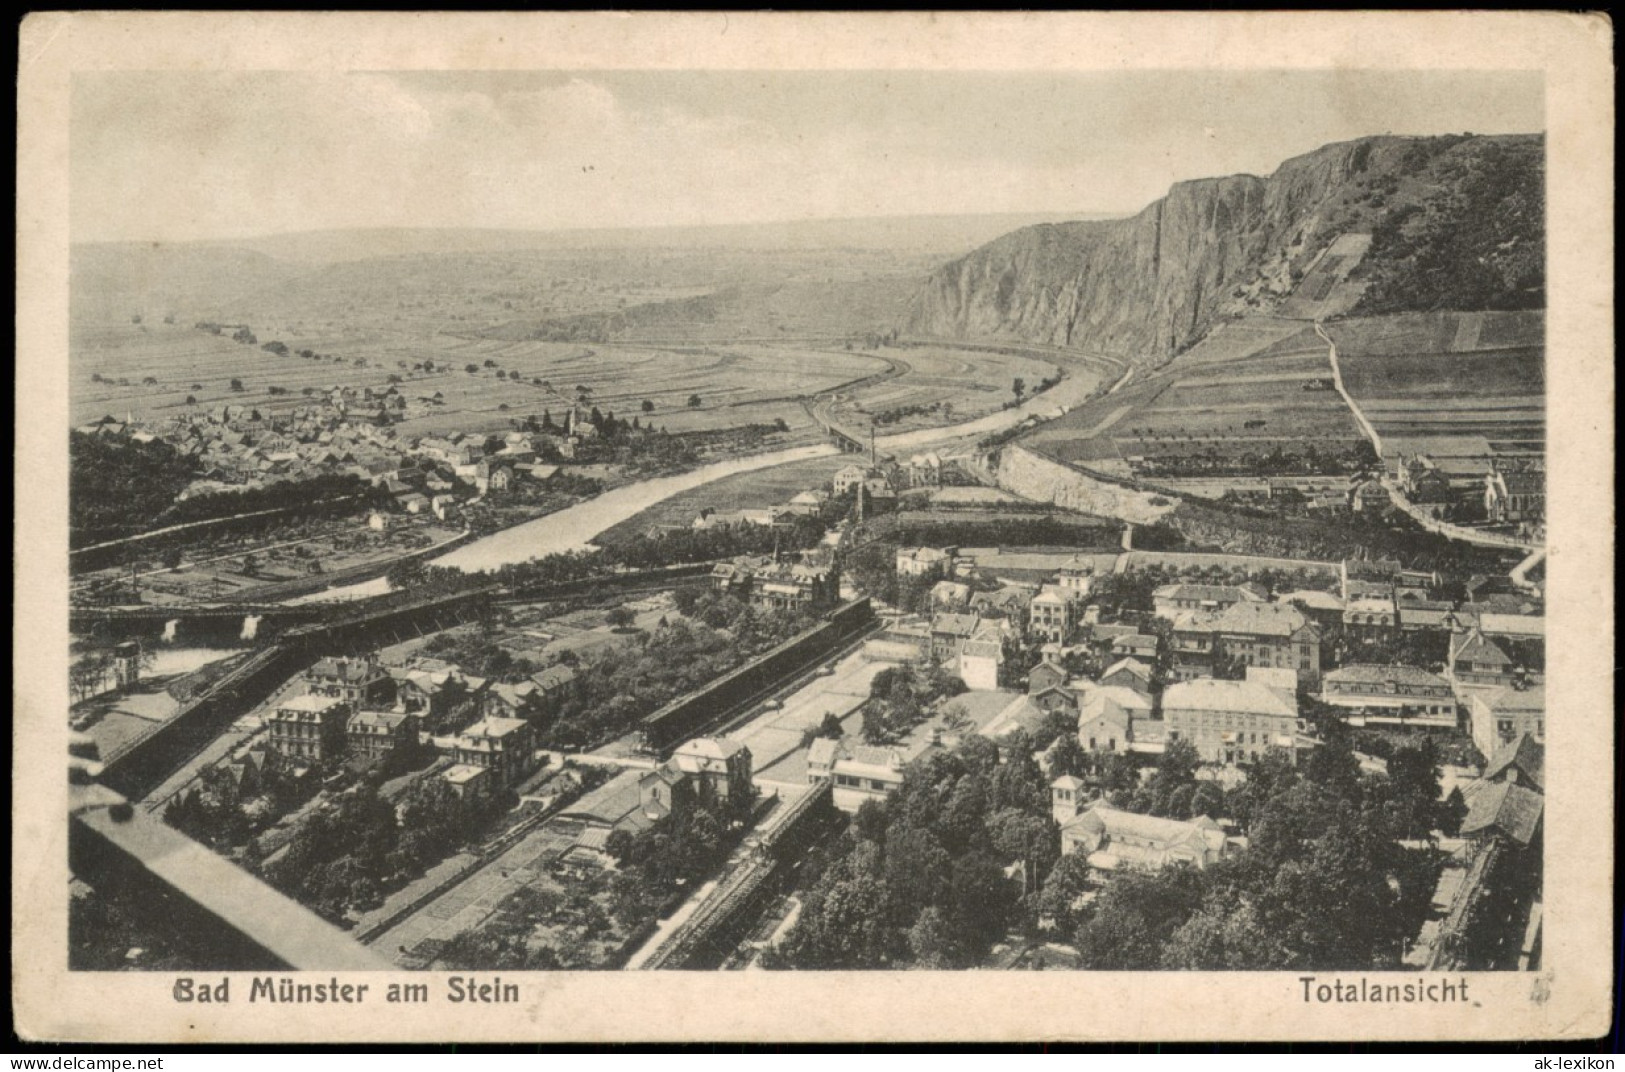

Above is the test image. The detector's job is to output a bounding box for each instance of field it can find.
[594,453,852,545]
[1024,316,1365,477]
[72,240,1070,446]
[1329,311,1545,452]
[823,343,1064,433]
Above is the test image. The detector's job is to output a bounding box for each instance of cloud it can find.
[70,70,1542,243]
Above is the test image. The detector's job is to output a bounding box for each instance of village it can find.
[76,423,1545,973]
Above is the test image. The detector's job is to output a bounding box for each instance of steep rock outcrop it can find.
[906,134,1543,365]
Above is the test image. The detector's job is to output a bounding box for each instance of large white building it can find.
[1162,677,1300,765]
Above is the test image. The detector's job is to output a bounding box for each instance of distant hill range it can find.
[71,211,1122,327]
[906,134,1544,365]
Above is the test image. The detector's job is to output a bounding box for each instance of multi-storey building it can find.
[1162,678,1299,765]
[346,710,418,763]
[1321,664,1457,727]
[304,655,392,708]
[266,694,351,763]
[453,716,538,788]
[1028,587,1075,644]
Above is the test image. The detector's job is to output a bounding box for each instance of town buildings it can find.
[667,737,754,807]
[1161,675,1300,765]
[1468,685,1545,760]
[347,710,419,763]
[266,694,351,763]
[930,612,983,663]
[1152,583,1264,620]
[452,716,538,789]
[1321,664,1457,727]
[1028,587,1075,644]
[305,655,393,709]
[809,740,908,812]
[958,626,1005,691]
[1051,791,1228,872]
[1076,685,1155,754]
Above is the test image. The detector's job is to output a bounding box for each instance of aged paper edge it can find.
[13,10,1615,1045]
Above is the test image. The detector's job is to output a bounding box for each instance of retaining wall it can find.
[997,445,1180,525]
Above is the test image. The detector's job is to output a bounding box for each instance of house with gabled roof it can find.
[1448,628,1514,689]
[1100,657,1153,695]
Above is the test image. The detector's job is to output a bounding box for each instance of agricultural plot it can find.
[1328,312,1545,454]
[1274,232,1372,320]
[71,322,887,440]
[1025,314,1364,479]
[593,453,852,546]
[819,343,1065,433]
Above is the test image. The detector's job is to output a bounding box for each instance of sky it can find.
[71,69,1543,244]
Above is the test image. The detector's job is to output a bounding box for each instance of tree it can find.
[687,394,702,408]
[69,650,113,703]
[1386,739,1444,838]
[945,850,1017,953]
[1048,732,1088,779]
[641,399,655,413]
[1439,786,1468,837]
[386,559,428,591]
[1074,865,1208,970]
[185,395,197,405]
[907,906,962,969]
[605,606,635,630]
[1012,377,1026,400]
[229,378,245,392]
[781,872,898,969]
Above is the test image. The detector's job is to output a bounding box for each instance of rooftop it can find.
[1480,733,1545,790]
[460,716,531,740]
[1102,657,1151,680]
[932,612,982,638]
[1460,780,1543,846]
[1154,583,1265,604]
[1473,684,1545,715]
[1324,664,1451,689]
[278,694,346,714]
[1163,679,1297,718]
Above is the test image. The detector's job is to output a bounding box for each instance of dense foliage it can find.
[1061,723,1447,970]
[264,778,512,922]
[538,589,818,750]
[862,663,967,744]
[774,734,1055,969]
[70,431,195,546]
[1353,135,1545,315]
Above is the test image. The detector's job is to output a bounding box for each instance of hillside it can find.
[70,244,300,325]
[905,134,1544,365]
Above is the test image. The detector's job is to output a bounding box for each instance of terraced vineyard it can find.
[1329,310,1545,455]
[1024,316,1365,479]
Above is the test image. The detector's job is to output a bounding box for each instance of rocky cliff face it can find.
[906,134,1543,365]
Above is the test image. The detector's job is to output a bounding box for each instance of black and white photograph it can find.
[16,11,1613,1046]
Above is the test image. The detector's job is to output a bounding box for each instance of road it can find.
[1316,320,1384,457]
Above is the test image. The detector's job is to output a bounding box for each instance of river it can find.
[285,359,1115,604]
[287,443,841,603]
